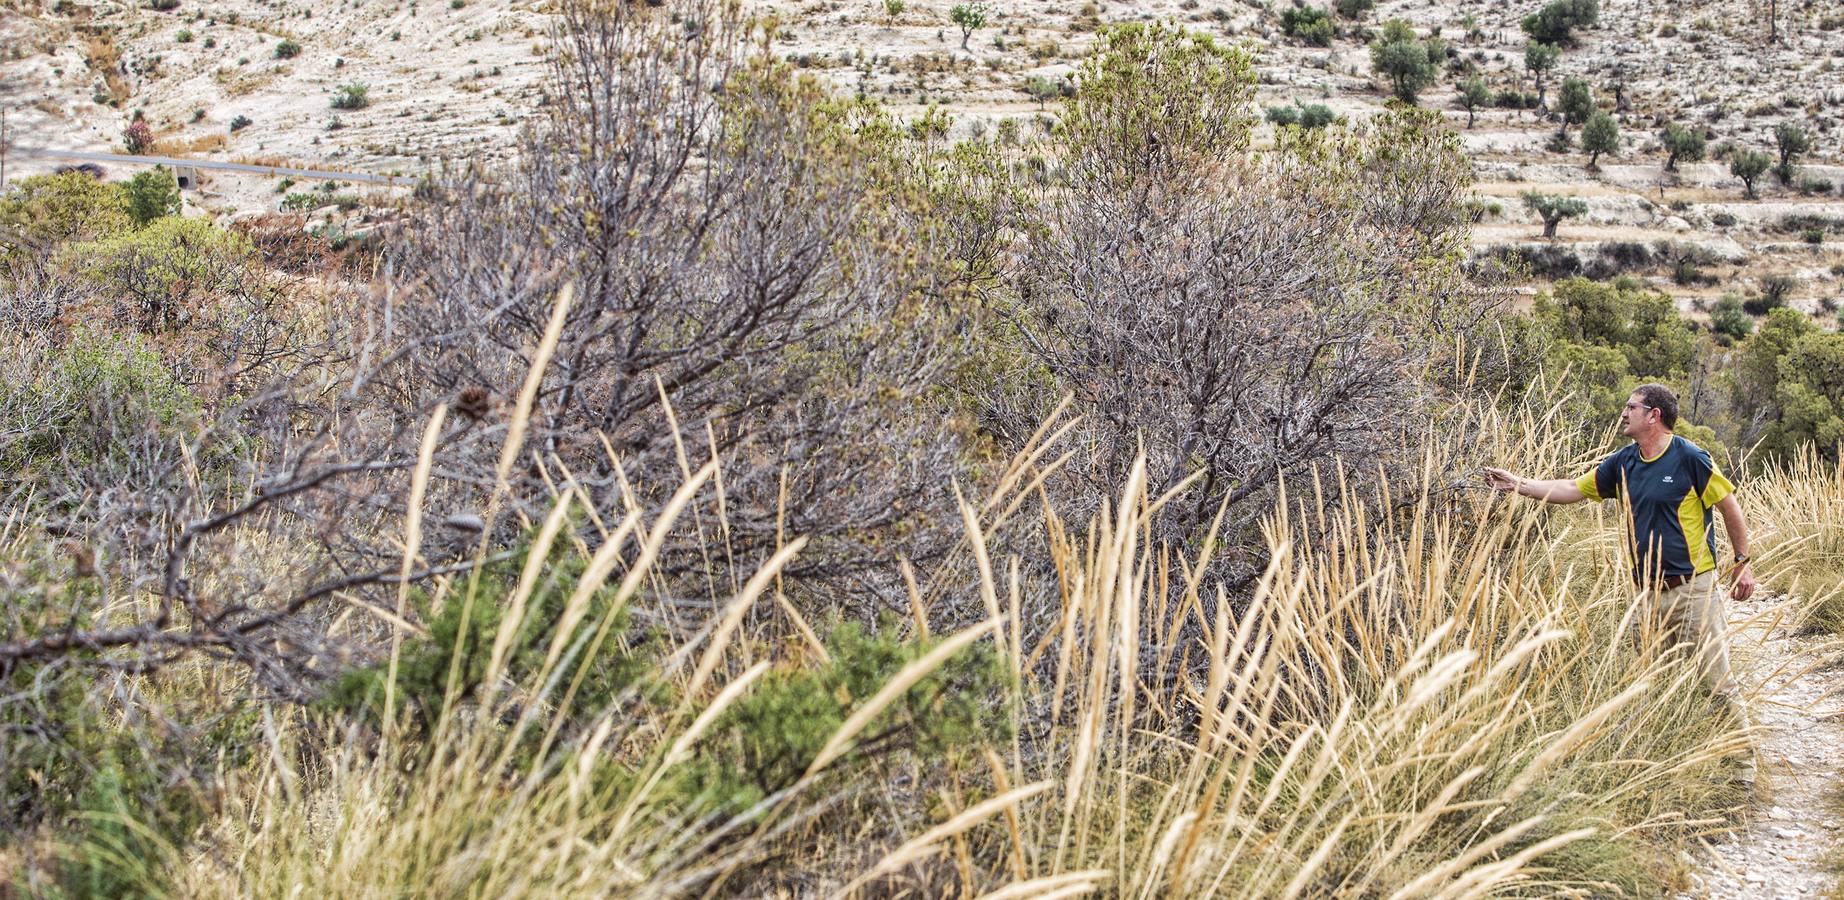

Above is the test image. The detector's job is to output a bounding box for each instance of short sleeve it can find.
[1682,442,1733,507]
[1583,453,1623,502]
[1576,471,1602,502]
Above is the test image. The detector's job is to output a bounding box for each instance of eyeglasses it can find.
[1623,402,1654,412]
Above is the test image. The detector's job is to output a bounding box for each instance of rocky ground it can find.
[1681,593,1844,899]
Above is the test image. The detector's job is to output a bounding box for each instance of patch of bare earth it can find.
[1680,595,1844,898]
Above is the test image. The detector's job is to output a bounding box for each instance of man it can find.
[1481,383,1755,702]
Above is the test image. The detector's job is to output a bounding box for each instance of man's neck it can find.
[1635,430,1672,459]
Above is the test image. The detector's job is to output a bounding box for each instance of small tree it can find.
[1524,191,1587,238]
[1773,122,1810,184]
[1659,122,1705,172]
[122,119,155,154]
[1522,0,1598,45]
[1580,109,1619,168]
[274,38,301,59]
[1524,41,1559,106]
[1457,76,1491,128]
[1554,77,1593,139]
[124,166,182,225]
[949,3,989,51]
[1023,75,1062,109]
[1730,149,1771,199]
[1370,21,1442,105]
[883,0,905,24]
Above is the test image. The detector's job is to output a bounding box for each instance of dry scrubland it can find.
[3,0,1844,308]
[4,0,1844,897]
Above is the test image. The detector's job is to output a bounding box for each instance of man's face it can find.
[1619,393,1655,437]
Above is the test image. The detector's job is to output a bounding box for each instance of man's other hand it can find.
[1730,563,1756,601]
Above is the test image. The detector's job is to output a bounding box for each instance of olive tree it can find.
[1774,122,1810,184]
[950,3,989,50]
[1370,20,1443,104]
[1730,148,1771,198]
[1660,122,1705,172]
[1457,76,1491,128]
[1580,109,1619,168]
[1523,191,1587,237]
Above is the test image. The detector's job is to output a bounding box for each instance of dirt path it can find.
[1681,595,1844,898]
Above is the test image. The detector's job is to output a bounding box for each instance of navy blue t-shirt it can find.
[1575,436,1734,579]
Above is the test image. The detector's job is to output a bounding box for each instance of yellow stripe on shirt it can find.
[1678,486,1717,575]
[1576,472,1602,502]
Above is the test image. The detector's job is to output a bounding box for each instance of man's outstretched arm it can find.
[1482,467,1589,504]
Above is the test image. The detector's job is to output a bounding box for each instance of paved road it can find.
[6,146,410,185]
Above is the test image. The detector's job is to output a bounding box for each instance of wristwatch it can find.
[1732,554,1751,567]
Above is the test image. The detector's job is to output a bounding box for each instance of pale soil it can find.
[1680,594,1844,899]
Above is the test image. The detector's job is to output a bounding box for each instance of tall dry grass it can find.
[1743,448,1844,636]
[152,319,1784,897]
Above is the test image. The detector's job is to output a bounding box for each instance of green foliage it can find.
[1457,76,1491,126]
[124,166,182,226]
[1522,190,1587,237]
[1580,109,1619,166]
[1730,149,1771,198]
[0,171,131,245]
[1536,277,1696,378]
[69,216,258,332]
[1523,40,1559,89]
[1280,5,1335,46]
[1768,333,1844,458]
[883,0,905,20]
[1266,101,1336,129]
[1061,22,1256,185]
[1709,294,1754,344]
[329,82,370,109]
[1022,74,1065,108]
[949,3,989,48]
[683,620,1011,809]
[1773,122,1809,184]
[325,534,658,749]
[274,38,300,59]
[1522,0,1598,45]
[1333,0,1374,19]
[0,329,203,475]
[1555,77,1593,129]
[1369,20,1443,104]
[1660,122,1705,171]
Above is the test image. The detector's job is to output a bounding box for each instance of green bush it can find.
[1280,6,1335,46]
[1660,122,1706,171]
[1522,0,1598,45]
[1709,293,1754,344]
[0,329,204,476]
[274,38,301,59]
[124,166,182,226]
[1580,109,1619,167]
[682,620,1010,810]
[68,216,258,332]
[329,82,370,110]
[175,28,193,42]
[1333,0,1373,19]
[0,171,131,245]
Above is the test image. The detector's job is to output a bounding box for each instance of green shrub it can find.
[682,620,1011,810]
[329,82,370,109]
[1709,293,1753,344]
[1660,123,1706,171]
[123,165,181,226]
[0,171,131,245]
[1280,5,1335,45]
[1580,109,1619,167]
[1522,0,1598,45]
[0,329,203,476]
[175,28,193,42]
[68,216,258,332]
[1333,0,1373,19]
[274,38,300,59]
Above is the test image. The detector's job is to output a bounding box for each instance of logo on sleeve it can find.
[1662,476,1674,483]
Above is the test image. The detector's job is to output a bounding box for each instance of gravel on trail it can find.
[1680,594,1844,899]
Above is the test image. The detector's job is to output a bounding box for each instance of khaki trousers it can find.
[1632,570,1737,700]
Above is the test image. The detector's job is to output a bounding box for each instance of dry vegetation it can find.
[3,0,1844,896]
